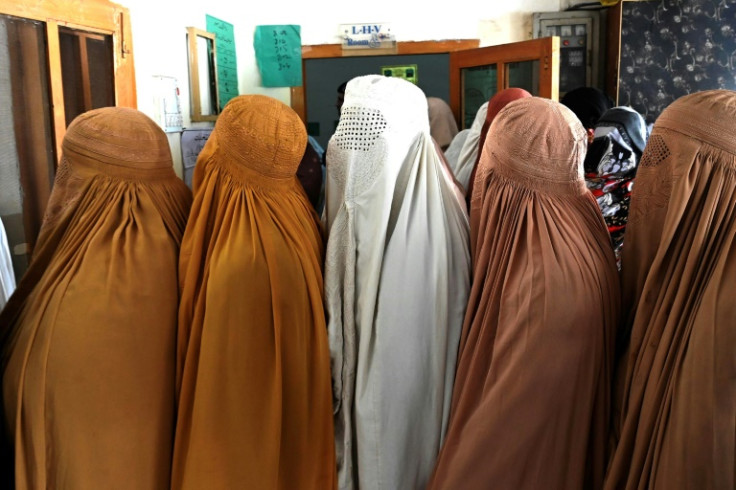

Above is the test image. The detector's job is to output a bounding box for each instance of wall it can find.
[618,0,736,123]
[124,0,562,170]
[305,53,451,149]
[127,0,562,118]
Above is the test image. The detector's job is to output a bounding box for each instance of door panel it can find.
[59,27,115,126]
[0,0,135,282]
[0,14,55,281]
[450,37,560,128]
[460,63,497,129]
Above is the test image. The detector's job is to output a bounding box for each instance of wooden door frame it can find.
[605,0,624,103]
[290,39,480,123]
[449,37,560,127]
[1,0,136,162]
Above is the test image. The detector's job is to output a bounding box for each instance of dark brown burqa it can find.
[605,90,736,490]
[429,97,620,490]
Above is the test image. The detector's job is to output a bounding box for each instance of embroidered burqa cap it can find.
[430,97,620,490]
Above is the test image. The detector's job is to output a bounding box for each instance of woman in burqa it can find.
[172,95,335,489]
[429,97,620,490]
[0,107,192,489]
[446,102,487,192]
[605,90,736,489]
[427,96,459,151]
[583,106,648,267]
[561,86,615,139]
[325,75,470,490]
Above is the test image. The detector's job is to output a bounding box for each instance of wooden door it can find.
[0,0,135,280]
[450,37,560,128]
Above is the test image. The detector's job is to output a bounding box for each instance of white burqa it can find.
[0,217,16,310]
[450,102,488,191]
[324,75,470,490]
[442,130,468,177]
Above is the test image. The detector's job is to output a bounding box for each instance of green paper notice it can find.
[206,15,238,111]
[254,25,302,87]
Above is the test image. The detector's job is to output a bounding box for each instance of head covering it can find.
[449,102,488,191]
[172,95,335,489]
[443,128,470,174]
[584,106,648,266]
[561,86,615,129]
[429,98,620,490]
[324,75,470,490]
[465,88,531,201]
[605,90,736,490]
[1,107,192,489]
[427,96,459,150]
[0,218,15,310]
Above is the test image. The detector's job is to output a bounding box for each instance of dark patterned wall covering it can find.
[619,0,736,123]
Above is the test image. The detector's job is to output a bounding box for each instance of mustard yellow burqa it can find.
[1,107,192,489]
[172,95,336,489]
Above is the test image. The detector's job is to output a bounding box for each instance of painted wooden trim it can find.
[186,27,218,122]
[78,33,93,110]
[449,37,560,127]
[606,1,623,103]
[45,20,67,165]
[301,39,479,59]
[113,7,136,107]
[290,86,306,124]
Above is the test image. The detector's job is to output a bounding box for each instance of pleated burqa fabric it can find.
[429,97,620,490]
[0,107,192,489]
[325,75,470,490]
[172,95,336,490]
[604,90,736,490]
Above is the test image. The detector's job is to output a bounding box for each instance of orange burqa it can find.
[1,107,192,489]
[172,95,336,489]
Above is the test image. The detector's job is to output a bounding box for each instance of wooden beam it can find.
[606,0,623,103]
[46,20,67,165]
[79,33,93,111]
[301,39,480,59]
[290,86,306,123]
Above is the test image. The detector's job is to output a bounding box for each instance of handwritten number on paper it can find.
[272,28,292,71]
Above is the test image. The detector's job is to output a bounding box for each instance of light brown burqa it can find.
[604,90,736,489]
[429,97,620,490]
[172,95,336,489]
[0,107,192,489]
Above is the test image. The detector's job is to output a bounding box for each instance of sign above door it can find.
[339,23,395,50]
